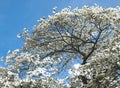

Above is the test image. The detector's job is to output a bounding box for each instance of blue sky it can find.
[0,0,120,66]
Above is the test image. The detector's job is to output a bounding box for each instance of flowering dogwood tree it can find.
[0,5,120,88]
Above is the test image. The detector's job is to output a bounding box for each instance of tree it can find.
[0,5,120,88]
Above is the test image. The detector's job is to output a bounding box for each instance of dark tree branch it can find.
[82,30,102,64]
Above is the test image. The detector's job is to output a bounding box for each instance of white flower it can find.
[17,34,22,38]
[73,63,81,69]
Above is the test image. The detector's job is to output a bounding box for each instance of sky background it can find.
[0,0,120,66]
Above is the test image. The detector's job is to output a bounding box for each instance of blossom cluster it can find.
[0,5,120,88]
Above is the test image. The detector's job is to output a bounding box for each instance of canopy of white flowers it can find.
[0,5,120,88]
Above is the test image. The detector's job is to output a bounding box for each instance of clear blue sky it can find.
[0,0,120,65]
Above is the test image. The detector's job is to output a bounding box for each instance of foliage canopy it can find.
[0,5,120,88]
